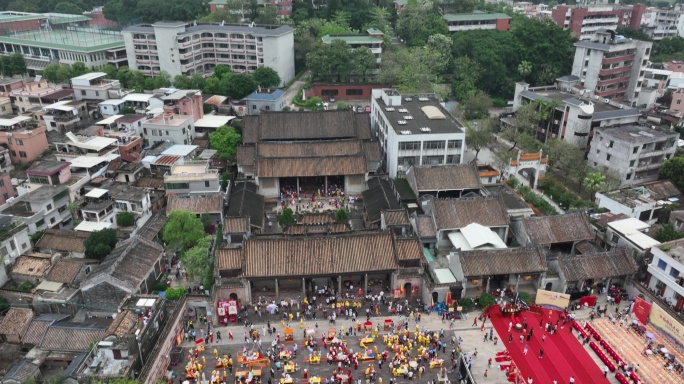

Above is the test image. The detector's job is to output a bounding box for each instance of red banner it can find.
[632,297,652,325]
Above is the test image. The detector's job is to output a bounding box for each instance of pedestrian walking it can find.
[539,348,544,359]
[542,334,546,343]
[524,345,529,355]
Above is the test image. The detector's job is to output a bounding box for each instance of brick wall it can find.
[309,83,384,101]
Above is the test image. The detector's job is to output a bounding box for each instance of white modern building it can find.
[370,89,466,178]
[142,113,196,146]
[646,240,684,312]
[595,186,666,224]
[0,215,30,286]
[122,22,294,85]
[71,72,121,101]
[163,161,220,195]
[605,217,660,261]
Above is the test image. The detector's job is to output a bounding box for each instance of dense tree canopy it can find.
[252,67,281,88]
[660,157,684,191]
[84,229,118,261]
[163,210,205,251]
[306,39,376,82]
[209,125,242,160]
[103,0,209,25]
[395,1,448,47]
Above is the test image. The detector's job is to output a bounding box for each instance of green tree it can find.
[518,60,532,81]
[251,67,281,88]
[213,64,232,80]
[54,2,82,14]
[209,125,242,160]
[351,46,377,81]
[502,103,541,149]
[543,139,583,183]
[660,157,684,191]
[163,210,205,251]
[492,144,514,182]
[120,106,136,115]
[279,207,296,226]
[335,209,350,222]
[254,6,278,24]
[117,212,135,227]
[41,63,63,83]
[423,34,453,80]
[459,90,492,120]
[583,172,606,202]
[165,286,186,300]
[84,228,118,261]
[71,61,88,77]
[30,230,44,244]
[203,77,222,95]
[224,73,257,99]
[655,223,684,243]
[452,56,481,101]
[395,1,448,47]
[0,53,26,77]
[180,235,214,287]
[465,118,494,161]
[377,47,431,93]
[479,292,496,307]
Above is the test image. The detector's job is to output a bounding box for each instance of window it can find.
[252,105,257,110]
[658,259,668,270]
[446,155,460,164]
[21,243,27,250]
[0,179,4,187]
[345,89,363,96]
[606,154,611,161]
[29,175,49,184]
[609,140,613,148]
[85,266,91,275]
[36,219,45,228]
[165,182,190,189]
[14,138,22,145]
[670,267,680,278]
[50,217,55,224]
[19,151,26,158]
[629,160,635,167]
[2,193,8,200]
[424,141,445,150]
[424,156,443,165]
[633,146,638,154]
[81,90,86,95]
[399,141,420,150]
[611,234,619,243]
[205,181,210,187]
[626,173,632,180]
[95,91,100,97]
[9,150,15,157]
[447,140,462,149]
[9,240,15,251]
[46,204,52,211]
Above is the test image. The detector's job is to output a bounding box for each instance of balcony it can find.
[596,76,629,87]
[595,86,627,97]
[53,114,78,122]
[599,66,631,76]
[602,53,635,65]
[177,40,193,48]
[636,161,663,171]
[634,282,684,320]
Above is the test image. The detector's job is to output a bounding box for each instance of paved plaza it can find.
[170,294,629,384]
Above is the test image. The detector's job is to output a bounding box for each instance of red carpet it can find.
[488,305,609,384]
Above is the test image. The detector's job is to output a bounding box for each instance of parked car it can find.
[365,105,371,113]
[329,96,336,102]
[357,106,364,113]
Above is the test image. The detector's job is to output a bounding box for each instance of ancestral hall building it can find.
[236,110,382,198]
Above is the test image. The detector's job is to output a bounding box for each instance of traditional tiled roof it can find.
[10,255,51,277]
[106,310,136,337]
[574,240,604,255]
[46,259,84,284]
[40,322,107,351]
[3,359,39,383]
[459,247,547,277]
[641,180,681,200]
[0,307,33,336]
[282,222,351,235]
[236,145,256,166]
[432,197,508,230]
[362,178,400,224]
[22,314,69,345]
[521,212,593,245]
[363,141,382,163]
[82,236,162,291]
[167,194,223,214]
[216,248,243,271]
[223,216,250,234]
[383,209,409,227]
[256,156,367,178]
[243,232,399,278]
[415,216,436,238]
[299,213,335,225]
[242,110,369,144]
[407,164,482,192]
[137,211,168,240]
[257,140,361,158]
[132,176,165,189]
[394,238,422,261]
[558,249,637,282]
[227,183,264,229]
[671,210,684,224]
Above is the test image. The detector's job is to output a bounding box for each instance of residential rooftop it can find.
[442,12,511,21]
[518,87,640,120]
[599,186,661,208]
[27,160,71,176]
[594,125,678,142]
[321,34,383,44]
[124,22,293,36]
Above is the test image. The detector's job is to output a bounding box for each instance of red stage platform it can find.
[488,305,609,384]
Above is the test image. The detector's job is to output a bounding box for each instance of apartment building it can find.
[551,4,645,40]
[71,72,121,101]
[53,132,119,161]
[512,82,641,149]
[163,161,220,195]
[36,100,88,132]
[643,8,684,40]
[121,22,294,84]
[370,89,466,178]
[1,185,72,234]
[595,186,664,224]
[0,12,126,70]
[0,116,48,163]
[209,0,293,16]
[142,113,195,146]
[321,29,383,71]
[442,12,511,33]
[571,30,652,103]
[588,125,677,187]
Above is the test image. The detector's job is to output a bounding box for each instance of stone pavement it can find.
[172,293,627,383]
